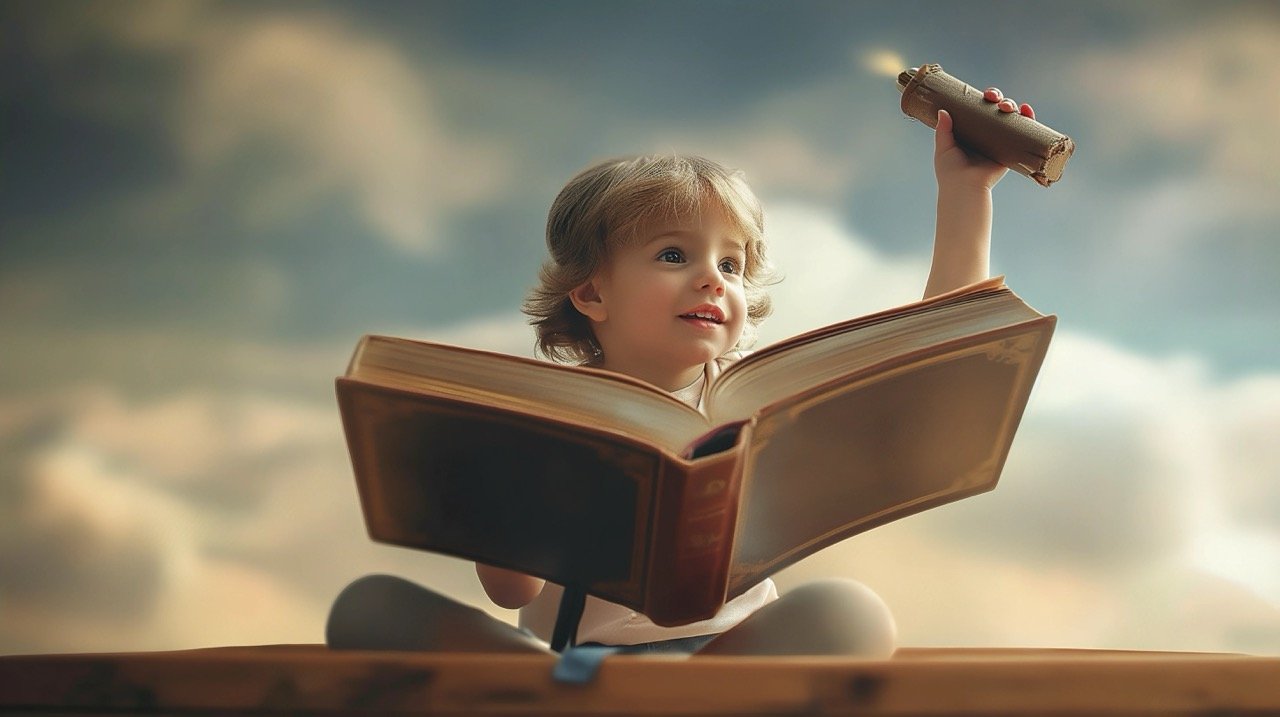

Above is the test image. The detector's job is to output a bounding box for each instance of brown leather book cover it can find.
[338,380,669,615]
[335,279,1056,626]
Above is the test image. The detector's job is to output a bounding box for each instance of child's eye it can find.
[658,249,684,263]
[719,258,741,275]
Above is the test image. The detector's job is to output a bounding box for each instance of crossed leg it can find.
[327,574,895,658]
[694,578,896,657]
[326,574,552,654]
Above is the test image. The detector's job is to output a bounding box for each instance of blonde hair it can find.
[524,154,778,364]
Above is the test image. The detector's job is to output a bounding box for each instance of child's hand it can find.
[933,87,1036,191]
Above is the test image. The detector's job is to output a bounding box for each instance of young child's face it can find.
[584,209,748,388]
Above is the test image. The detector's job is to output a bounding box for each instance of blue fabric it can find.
[581,633,719,655]
[552,645,623,684]
[551,633,718,684]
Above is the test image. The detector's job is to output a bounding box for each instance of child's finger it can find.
[997,98,1017,113]
[1019,103,1036,119]
[984,87,1003,103]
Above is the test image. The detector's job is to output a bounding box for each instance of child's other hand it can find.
[933,87,1036,191]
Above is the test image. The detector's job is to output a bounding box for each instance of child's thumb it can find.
[934,110,955,151]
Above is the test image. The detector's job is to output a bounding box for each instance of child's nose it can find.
[698,266,726,295]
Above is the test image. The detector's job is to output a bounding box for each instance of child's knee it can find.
[326,574,456,649]
[698,578,896,657]
[326,573,550,654]
[775,578,897,657]
[331,574,444,616]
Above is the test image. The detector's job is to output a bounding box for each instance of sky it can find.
[1,0,1278,656]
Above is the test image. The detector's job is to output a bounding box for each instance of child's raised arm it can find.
[923,88,1034,299]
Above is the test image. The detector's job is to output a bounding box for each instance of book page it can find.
[706,284,1041,425]
[348,337,712,454]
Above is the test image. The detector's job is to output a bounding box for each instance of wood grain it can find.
[2,645,1278,716]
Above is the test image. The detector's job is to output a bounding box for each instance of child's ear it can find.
[569,279,607,322]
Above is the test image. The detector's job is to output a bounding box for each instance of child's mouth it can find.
[679,307,725,327]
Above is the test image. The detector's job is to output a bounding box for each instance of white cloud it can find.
[752,201,928,346]
[60,388,331,486]
[1106,562,1280,655]
[775,522,1125,649]
[32,2,512,254]
[1028,335,1280,603]
[181,12,511,252]
[642,64,909,201]
[653,130,860,200]
[1069,10,1280,191]
[386,314,538,360]
[1212,375,1280,531]
[1105,177,1247,272]
[0,379,505,654]
[1040,9,1280,291]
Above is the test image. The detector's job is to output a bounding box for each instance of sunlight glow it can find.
[860,48,908,78]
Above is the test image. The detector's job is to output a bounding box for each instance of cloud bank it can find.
[25,1,512,254]
[3,203,1276,655]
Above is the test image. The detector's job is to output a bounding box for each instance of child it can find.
[328,89,1035,657]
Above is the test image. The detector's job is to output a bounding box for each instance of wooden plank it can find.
[1,645,1278,716]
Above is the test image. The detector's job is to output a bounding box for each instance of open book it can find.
[336,277,1055,627]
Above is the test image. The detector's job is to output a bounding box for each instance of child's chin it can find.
[681,342,730,365]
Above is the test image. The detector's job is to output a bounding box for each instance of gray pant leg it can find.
[695,578,897,658]
[326,574,552,654]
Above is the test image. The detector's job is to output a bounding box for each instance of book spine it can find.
[642,448,743,627]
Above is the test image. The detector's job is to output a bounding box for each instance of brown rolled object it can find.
[898,64,1074,187]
